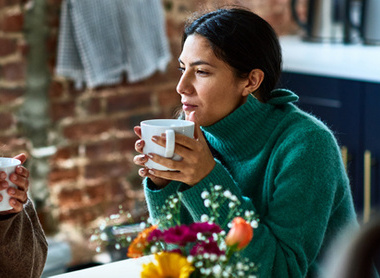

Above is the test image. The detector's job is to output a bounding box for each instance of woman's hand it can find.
[144,112,215,186]
[0,153,30,215]
[133,127,171,189]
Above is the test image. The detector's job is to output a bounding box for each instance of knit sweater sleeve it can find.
[244,127,356,278]
[0,199,48,278]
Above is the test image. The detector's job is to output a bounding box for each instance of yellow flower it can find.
[141,252,195,278]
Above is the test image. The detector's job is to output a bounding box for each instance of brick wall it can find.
[0,0,304,265]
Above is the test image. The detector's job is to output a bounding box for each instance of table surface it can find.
[280,35,380,83]
[49,255,154,278]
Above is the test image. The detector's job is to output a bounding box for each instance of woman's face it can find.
[177,34,250,126]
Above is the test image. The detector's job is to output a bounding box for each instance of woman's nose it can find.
[176,73,192,95]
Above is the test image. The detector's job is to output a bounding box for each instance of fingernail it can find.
[161,133,166,138]
[0,172,6,179]
[148,169,155,175]
[10,199,16,206]
[17,167,22,174]
[9,188,16,195]
[152,136,158,142]
[11,175,17,181]
[137,141,141,147]
[147,153,153,159]
[0,181,8,190]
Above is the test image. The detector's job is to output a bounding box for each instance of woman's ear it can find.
[242,69,264,97]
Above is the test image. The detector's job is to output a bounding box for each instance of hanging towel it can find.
[56,0,171,89]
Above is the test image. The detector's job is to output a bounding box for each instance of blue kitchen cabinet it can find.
[363,83,380,220]
[280,72,380,221]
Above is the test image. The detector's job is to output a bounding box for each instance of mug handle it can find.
[165,129,175,158]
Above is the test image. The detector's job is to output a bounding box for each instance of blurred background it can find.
[1,0,380,275]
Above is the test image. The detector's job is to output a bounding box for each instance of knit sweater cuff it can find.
[143,178,180,220]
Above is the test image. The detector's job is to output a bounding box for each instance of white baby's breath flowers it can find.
[213,264,222,275]
[150,246,158,253]
[214,185,222,191]
[201,191,210,199]
[251,220,259,228]
[139,222,146,229]
[223,190,232,198]
[201,214,209,222]
[204,199,211,207]
[100,232,108,241]
[187,255,194,263]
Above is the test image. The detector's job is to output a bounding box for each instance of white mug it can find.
[0,157,21,212]
[141,119,195,171]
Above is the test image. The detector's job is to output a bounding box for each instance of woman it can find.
[134,8,357,277]
[0,153,47,278]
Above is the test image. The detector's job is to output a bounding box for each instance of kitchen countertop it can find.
[280,35,380,83]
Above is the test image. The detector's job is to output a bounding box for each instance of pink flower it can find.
[225,217,253,250]
[189,222,222,235]
[190,239,225,256]
[162,225,197,246]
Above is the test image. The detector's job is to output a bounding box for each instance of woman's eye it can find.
[177,67,185,73]
[196,70,209,76]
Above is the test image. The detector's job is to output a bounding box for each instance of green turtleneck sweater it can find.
[144,89,357,277]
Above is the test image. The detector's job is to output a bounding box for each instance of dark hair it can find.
[182,8,282,102]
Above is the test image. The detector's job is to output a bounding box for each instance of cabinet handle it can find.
[341,146,348,172]
[364,150,372,223]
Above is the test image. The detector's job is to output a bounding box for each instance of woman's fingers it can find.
[13,153,27,164]
[135,139,145,154]
[133,154,149,166]
[8,186,28,204]
[134,126,142,138]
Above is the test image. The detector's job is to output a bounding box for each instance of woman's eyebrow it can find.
[178,58,215,67]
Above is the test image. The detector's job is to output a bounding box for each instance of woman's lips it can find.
[182,103,197,111]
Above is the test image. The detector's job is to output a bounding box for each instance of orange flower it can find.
[127,225,157,258]
[225,217,253,250]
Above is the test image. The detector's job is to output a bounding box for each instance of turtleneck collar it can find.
[201,89,298,160]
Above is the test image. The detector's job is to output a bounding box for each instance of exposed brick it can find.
[84,183,107,202]
[63,119,114,140]
[85,140,115,160]
[116,137,137,154]
[84,160,130,180]
[0,0,20,9]
[50,145,79,162]
[0,135,28,153]
[0,87,24,104]
[157,88,181,108]
[0,10,24,33]
[114,116,132,132]
[0,112,14,129]
[0,61,26,81]
[129,112,156,128]
[0,37,17,57]
[50,100,76,121]
[58,188,83,208]
[48,80,64,99]
[106,91,151,113]
[81,97,102,115]
[49,167,80,183]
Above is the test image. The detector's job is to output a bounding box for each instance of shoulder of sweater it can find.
[275,104,336,137]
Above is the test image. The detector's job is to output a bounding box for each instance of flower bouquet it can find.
[126,184,259,278]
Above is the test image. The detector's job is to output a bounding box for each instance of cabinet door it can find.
[363,82,380,219]
[280,72,363,211]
